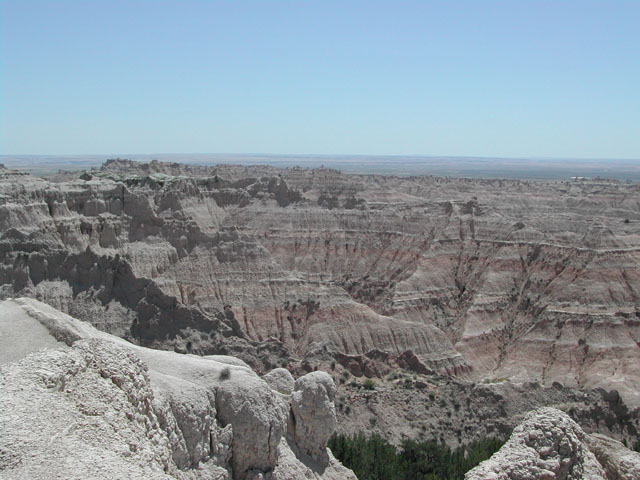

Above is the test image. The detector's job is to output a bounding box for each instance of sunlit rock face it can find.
[586,432,640,479]
[1,161,640,407]
[0,297,356,480]
[465,407,640,480]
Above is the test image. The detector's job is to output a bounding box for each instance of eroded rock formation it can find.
[332,374,639,449]
[1,159,640,452]
[465,407,640,480]
[289,371,338,460]
[0,297,355,480]
[586,433,640,479]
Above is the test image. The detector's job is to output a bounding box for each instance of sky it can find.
[1,1,639,158]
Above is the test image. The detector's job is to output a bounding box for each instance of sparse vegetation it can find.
[482,377,508,384]
[219,367,231,381]
[363,378,377,390]
[329,432,504,480]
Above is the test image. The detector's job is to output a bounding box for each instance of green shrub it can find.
[364,379,376,390]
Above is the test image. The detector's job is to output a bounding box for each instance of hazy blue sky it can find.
[1,1,639,158]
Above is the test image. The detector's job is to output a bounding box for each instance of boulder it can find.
[263,368,295,395]
[465,407,606,480]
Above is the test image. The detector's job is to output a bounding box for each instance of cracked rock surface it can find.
[465,407,611,480]
[586,433,640,480]
[290,371,338,460]
[0,297,354,480]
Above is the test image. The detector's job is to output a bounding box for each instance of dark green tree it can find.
[329,432,504,480]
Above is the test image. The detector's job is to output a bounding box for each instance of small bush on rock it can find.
[363,379,376,390]
[219,367,231,381]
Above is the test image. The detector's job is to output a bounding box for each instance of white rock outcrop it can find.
[465,407,607,480]
[586,433,640,480]
[2,338,181,479]
[289,371,338,461]
[0,298,355,480]
[272,437,357,480]
[263,367,295,395]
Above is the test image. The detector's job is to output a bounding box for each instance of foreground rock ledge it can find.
[0,297,356,480]
[465,407,640,480]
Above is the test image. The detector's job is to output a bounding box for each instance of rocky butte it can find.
[1,159,639,478]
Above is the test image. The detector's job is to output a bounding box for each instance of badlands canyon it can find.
[2,159,640,479]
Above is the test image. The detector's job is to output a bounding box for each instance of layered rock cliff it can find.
[1,160,639,410]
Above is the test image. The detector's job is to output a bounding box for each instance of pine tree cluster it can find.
[329,432,504,480]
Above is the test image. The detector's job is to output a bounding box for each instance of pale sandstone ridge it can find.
[465,407,640,480]
[0,297,355,480]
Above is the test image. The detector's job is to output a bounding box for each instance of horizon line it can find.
[1,153,639,162]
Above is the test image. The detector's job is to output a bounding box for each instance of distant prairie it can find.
[1,154,639,182]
